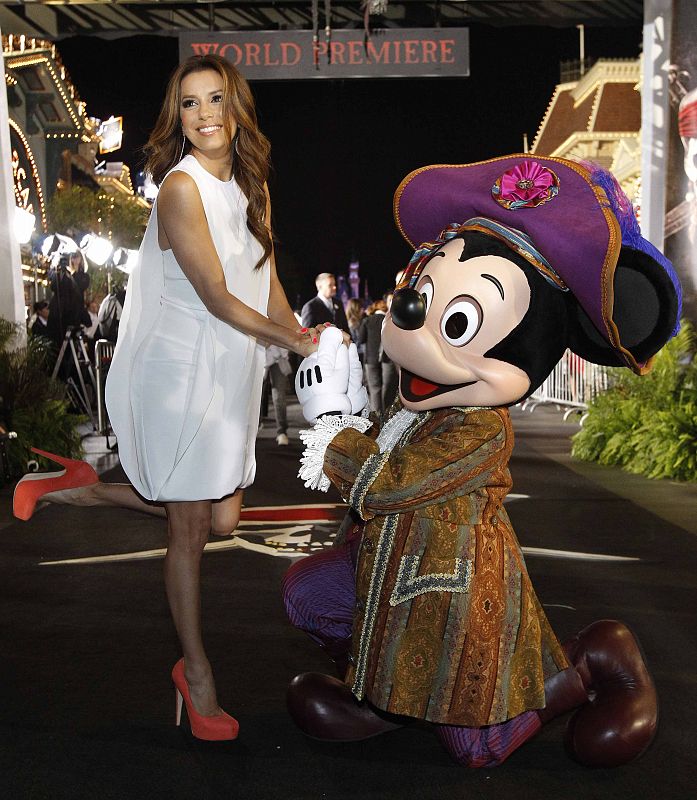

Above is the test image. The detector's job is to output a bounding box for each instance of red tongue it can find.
[410,376,439,397]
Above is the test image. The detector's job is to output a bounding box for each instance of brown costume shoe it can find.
[537,665,589,725]
[561,620,658,767]
[286,672,406,741]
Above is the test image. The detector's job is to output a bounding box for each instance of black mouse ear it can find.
[567,246,680,370]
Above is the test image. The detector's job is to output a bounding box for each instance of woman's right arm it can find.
[158,172,315,357]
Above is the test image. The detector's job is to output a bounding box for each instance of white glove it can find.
[295,327,352,424]
[347,343,369,415]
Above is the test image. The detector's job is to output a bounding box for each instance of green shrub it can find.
[572,322,697,482]
[0,318,84,478]
[47,185,148,249]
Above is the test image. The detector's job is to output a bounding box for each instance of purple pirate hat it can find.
[393,154,681,374]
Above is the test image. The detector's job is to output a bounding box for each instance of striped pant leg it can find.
[282,544,356,649]
[436,711,542,768]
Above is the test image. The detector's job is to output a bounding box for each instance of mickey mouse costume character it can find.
[282,155,681,768]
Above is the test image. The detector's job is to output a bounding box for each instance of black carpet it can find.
[1,410,695,799]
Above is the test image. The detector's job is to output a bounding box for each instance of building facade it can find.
[3,34,147,305]
[531,59,641,207]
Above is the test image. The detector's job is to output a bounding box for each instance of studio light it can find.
[40,232,78,257]
[14,206,35,244]
[80,234,113,266]
[140,172,159,202]
[41,234,58,257]
[112,247,138,273]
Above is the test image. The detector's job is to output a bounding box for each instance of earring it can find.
[179,134,186,161]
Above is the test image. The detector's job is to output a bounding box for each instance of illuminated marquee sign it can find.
[9,119,46,230]
[98,115,124,154]
[179,28,469,80]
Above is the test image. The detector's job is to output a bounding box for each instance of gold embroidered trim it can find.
[389,555,472,606]
[349,451,390,521]
[352,513,399,701]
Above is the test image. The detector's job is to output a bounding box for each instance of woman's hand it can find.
[294,322,329,355]
[296,333,318,358]
[291,323,350,358]
[312,323,352,347]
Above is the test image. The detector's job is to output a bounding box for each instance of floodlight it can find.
[41,234,59,257]
[112,247,138,273]
[80,234,113,266]
[40,233,78,257]
[140,172,159,202]
[14,206,35,245]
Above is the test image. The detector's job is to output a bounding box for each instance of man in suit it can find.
[301,273,349,333]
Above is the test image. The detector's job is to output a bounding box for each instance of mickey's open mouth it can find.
[399,368,477,402]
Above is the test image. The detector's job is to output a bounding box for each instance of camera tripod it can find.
[51,326,98,430]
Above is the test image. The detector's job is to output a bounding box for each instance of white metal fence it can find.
[522,349,610,420]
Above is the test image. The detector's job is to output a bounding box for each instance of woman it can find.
[345,297,365,363]
[13,54,320,741]
[69,250,90,299]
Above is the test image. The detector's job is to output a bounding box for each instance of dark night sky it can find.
[57,22,641,307]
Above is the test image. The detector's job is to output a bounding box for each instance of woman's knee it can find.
[167,503,212,550]
[211,493,242,537]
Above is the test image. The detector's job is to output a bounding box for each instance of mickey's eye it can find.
[417,279,434,314]
[440,296,483,346]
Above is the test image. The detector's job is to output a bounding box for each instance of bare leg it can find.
[164,500,220,716]
[41,483,244,531]
[211,489,244,537]
[41,482,167,517]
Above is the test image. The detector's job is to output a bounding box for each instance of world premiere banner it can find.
[179,28,470,80]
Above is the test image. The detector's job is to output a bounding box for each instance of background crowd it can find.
[28,258,399,448]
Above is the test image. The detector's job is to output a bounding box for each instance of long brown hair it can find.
[144,54,272,270]
[346,298,364,330]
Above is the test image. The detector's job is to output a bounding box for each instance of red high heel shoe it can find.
[172,658,239,741]
[12,447,99,521]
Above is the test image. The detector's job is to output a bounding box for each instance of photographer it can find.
[46,254,91,349]
[69,251,90,300]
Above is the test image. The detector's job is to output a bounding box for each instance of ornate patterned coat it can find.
[323,404,568,727]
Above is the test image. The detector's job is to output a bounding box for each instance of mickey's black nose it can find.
[390,288,426,330]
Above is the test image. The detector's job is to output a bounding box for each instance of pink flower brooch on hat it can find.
[491,160,560,210]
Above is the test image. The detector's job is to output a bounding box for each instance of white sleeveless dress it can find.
[105,155,269,501]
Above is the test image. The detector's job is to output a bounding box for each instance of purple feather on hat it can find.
[581,161,682,336]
